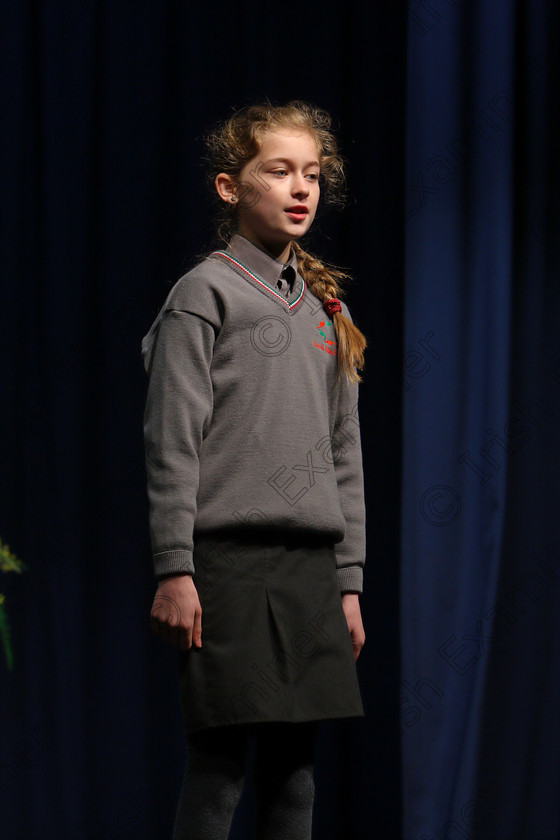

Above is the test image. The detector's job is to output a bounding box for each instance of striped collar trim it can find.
[210,250,306,310]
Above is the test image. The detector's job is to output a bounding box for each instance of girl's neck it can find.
[235,229,293,265]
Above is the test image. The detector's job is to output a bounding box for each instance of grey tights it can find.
[172,721,319,840]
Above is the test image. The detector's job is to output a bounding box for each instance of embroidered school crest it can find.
[313,320,337,356]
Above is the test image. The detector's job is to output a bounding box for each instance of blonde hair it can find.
[202,99,366,382]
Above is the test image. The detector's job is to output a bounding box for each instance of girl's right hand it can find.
[150,574,202,651]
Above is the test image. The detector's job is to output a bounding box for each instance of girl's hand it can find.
[341,593,365,661]
[150,574,202,651]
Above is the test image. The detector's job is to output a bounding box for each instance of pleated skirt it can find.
[177,534,364,734]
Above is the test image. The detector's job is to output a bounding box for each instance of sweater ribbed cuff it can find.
[154,549,194,580]
[337,565,363,594]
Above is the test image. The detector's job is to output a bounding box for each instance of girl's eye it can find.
[272,170,320,180]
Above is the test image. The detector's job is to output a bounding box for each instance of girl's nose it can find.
[292,174,310,195]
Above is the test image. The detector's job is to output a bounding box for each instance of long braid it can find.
[292,241,366,383]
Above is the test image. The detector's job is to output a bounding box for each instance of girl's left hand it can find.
[341,593,365,660]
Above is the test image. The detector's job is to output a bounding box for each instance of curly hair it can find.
[201,99,366,382]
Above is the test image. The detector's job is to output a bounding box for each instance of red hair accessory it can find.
[323,298,342,316]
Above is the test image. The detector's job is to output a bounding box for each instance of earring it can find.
[231,196,236,203]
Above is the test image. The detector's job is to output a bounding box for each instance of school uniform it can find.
[142,233,366,734]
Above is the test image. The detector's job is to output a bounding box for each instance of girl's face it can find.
[233,129,321,262]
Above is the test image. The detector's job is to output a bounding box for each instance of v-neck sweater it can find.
[141,234,366,593]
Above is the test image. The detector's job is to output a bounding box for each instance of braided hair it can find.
[202,99,366,382]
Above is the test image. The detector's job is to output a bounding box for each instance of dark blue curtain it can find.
[401,1,560,838]
[1,2,558,839]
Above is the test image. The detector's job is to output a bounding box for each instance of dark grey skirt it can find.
[177,534,364,734]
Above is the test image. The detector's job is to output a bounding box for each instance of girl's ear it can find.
[215,173,237,204]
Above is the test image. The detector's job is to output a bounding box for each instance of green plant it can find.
[0,538,27,671]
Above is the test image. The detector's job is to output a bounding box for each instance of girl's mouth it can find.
[285,210,308,221]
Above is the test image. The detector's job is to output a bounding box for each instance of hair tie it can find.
[323,298,342,316]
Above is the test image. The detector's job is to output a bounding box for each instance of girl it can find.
[142,100,367,840]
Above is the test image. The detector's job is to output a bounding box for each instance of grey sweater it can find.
[142,234,366,593]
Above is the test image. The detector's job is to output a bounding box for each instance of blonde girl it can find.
[142,99,367,839]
